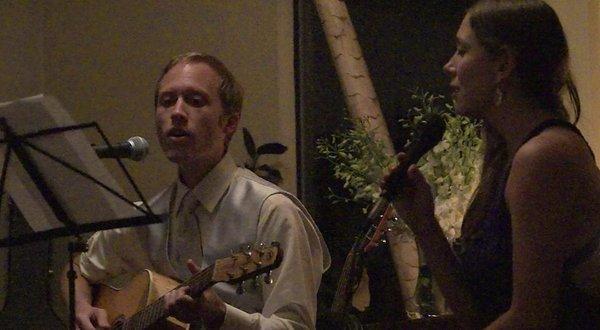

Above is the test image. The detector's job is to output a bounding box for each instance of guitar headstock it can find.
[212,242,283,284]
[363,204,395,253]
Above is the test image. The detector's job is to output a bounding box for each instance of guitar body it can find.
[88,243,283,329]
[94,270,188,329]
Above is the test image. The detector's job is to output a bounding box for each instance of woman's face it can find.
[444,14,499,119]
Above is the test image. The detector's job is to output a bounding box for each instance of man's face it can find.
[155,62,235,168]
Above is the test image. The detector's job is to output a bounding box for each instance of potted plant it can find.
[242,127,288,185]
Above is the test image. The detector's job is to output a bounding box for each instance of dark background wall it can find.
[296,0,468,321]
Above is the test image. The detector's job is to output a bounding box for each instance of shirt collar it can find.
[175,153,237,214]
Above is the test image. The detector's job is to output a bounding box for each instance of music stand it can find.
[0,95,162,329]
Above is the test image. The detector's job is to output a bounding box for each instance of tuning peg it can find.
[264,271,274,284]
[253,276,261,289]
[242,244,253,257]
[257,242,266,253]
[236,281,245,295]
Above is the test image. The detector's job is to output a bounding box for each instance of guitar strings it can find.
[122,265,215,329]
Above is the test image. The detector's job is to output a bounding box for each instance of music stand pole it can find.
[67,236,88,330]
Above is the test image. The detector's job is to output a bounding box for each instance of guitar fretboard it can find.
[116,265,215,330]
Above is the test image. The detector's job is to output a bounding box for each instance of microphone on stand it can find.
[93,136,149,161]
[366,114,446,223]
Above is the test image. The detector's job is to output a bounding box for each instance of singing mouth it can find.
[166,128,191,142]
[449,85,459,98]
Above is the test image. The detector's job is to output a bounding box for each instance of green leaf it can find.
[257,143,288,155]
[257,164,283,184]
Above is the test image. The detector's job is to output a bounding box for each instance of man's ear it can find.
[222,112,241,139]
[495,46,516,84]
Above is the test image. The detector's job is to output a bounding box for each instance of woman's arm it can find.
[390,163,485,328]
[490,130,600,329]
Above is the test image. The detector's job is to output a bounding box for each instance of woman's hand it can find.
[383,153,437,236]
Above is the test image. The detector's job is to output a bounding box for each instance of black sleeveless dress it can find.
[452,119,600,328]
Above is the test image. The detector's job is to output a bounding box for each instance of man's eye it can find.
[158,93,177,107]
[183,93,207,108]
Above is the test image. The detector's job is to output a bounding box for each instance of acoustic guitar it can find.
[93,243,283,329]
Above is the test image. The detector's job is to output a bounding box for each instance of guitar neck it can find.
[117,265,215,329]
[331,236,367,314]
[330,205,393,314]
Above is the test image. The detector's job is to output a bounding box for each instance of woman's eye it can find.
[183,93,207,108]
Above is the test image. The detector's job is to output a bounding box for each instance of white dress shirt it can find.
[79,153,330,329]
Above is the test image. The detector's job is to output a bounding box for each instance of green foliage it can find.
[243,127,288,185]
[401,90,483,239]
[316,90,483,240]
[316,117,397,209]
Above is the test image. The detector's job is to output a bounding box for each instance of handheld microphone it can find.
[93,136,149,161]
[381,114,446,199]
[366,114,446,221]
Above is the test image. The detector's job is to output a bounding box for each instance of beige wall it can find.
[0,0,45,311]
[40,0,297,197]
[547,0,600,159]
[1,1,296,196]
[0,0,294,313]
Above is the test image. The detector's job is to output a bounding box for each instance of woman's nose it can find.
[443,56,455,76]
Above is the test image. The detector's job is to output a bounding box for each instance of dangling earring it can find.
[494,87,503,107]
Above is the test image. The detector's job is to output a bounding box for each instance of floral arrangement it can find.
[316,91,483,241]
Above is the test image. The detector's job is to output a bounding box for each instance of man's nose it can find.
[171,97,188,122]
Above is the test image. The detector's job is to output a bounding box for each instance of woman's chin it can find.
[453,102,467,116]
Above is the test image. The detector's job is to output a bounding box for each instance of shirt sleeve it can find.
[78,227,148,283]
[219,193,330,330]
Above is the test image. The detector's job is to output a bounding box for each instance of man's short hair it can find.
[154,52,244,115]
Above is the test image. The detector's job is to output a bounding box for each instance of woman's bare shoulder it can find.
[507,125,600,247]
[514,126,593,167]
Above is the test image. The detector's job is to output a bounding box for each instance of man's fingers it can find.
[95,308,111,329]
[75,316,95,330]
[186,259,201,274]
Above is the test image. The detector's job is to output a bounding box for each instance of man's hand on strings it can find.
[164,260,226,329]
